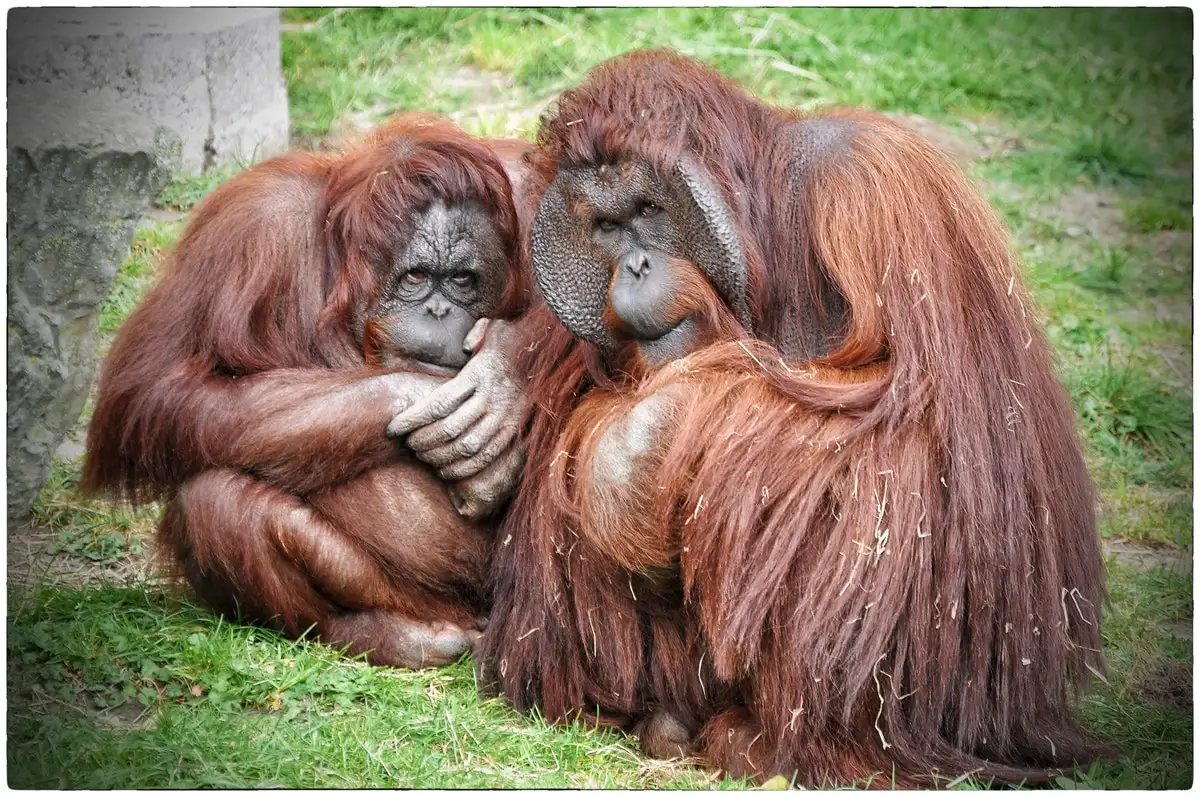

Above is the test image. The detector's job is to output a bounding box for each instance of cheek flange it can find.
[669,155,751,330]
[531,173,619,350]
[531,157,752,348]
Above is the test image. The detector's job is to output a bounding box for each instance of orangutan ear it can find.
[669,154,752,330]
[530,170,618,350]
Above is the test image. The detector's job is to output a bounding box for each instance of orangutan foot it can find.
[636,709,695,760]
[324,611,482,669]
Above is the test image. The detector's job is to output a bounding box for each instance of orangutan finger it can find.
[386,378,476,438]
[404,393,489,453]
[436,415,520,481]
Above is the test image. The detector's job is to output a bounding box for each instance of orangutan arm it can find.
[566,383,692,572]
[190,367,449,494]
[85,356,449,498]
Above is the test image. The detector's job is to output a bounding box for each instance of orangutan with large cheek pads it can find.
[479,49,1109,788]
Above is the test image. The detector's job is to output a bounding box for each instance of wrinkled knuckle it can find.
[430,397,457,416]
[406,431,439,452]
[443,421,470,443]
[420,435,454,455]
[479,409,505,432]
[441,464,468,481]
[454,436,483,459]
[480,434,508,461]
[423,448,455,468]
[432,416,462,440]
[446,455,485,481]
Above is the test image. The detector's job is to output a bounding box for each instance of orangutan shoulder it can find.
[590,385,688,487]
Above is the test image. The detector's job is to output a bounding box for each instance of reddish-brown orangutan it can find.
[468,50,1108,786]
[83,115,533,668]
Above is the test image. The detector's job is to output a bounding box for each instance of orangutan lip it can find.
[635,319,683,344]
[636,316,696,366]
[412,360,460,376]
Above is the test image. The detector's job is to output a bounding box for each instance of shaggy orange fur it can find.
[482,50,1107,786]
[83,116,530,666]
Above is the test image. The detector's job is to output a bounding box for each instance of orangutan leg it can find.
[319,610,482,669]
[695,707,771,781]
[169,467,480,669]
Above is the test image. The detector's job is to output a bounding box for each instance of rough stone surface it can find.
[7,88,180,519]
[7,8,289,520]
[205,13,291,165]
[8,8,289,172]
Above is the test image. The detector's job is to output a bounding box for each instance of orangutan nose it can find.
[621,250,652,279]
[425,295,452,319]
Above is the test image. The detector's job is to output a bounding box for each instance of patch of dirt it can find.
[95,701,158,732]
[141,207,187,226]
[1138,661,1193,712]
[7,516,161,593]
[889,113,1027,169]
[990,179,1138,248]
[1150,229,1193,260]
[321,100,396,151]
[55,438,86,461]
[1104,539,1193,575]
[960,115,1028,160]
[1036,185,1129,246]
[440,66,515,100]
[319,67,545,148]
[448,92,555,140]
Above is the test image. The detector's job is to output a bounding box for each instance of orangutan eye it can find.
[639,203,661,218]
[450,272,476,289]
[402,270,427,286]
[595,218,620,233]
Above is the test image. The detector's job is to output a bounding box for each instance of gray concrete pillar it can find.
[6,8,290,519]
[9,8,290,172]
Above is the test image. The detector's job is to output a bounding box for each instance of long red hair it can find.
[484,50,1105,786]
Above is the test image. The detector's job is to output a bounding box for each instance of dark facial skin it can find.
[571,161,700,364]
[364,200,506,372]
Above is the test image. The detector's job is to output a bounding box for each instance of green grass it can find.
[1123,178,1194,234]
[1064,125,1158,186]
[27,457,159,571]
[1068,353,1192,488]
[11,7,1192,790]
[154,166,243,212]
[8,587,736,789]
[98,224,179,337]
